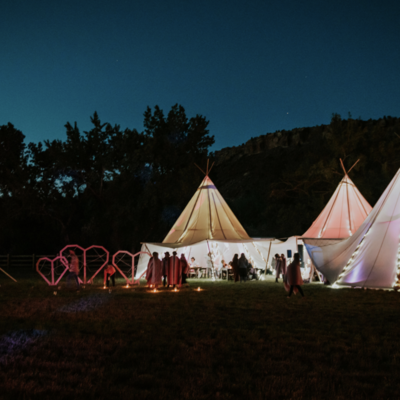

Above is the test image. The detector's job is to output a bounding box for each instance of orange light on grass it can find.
[197,287,201,291]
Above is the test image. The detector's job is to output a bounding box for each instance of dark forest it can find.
[1,106,400,254]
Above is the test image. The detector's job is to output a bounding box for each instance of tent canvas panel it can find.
[137,239,265,279]
[303,174,372,239]
[304,168,400,289]
[137,237,305,280]
[163,177,250,245]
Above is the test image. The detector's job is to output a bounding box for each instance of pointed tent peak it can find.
[339,158,360,176]
[302,166,372,239]
[162,171,250,245]
[194,159,215,177]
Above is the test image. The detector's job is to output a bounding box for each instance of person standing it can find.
[271,255,277,275]
[189,257,199,278]
[180,254,189,287]
[168,251,182,288]
[280,253,287,280]
[66,249,80,290]
[275,254,282,283]
[104,264,116,287]
[286,253,305,298]
[231,254,240,283]
[162,252,170,287]
[238,253,249,283]
[146,252,163,288]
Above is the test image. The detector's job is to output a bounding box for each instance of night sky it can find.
[2,0,399,150]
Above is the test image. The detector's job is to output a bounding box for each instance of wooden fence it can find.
[0,254,109,271]
[0,255,56,270]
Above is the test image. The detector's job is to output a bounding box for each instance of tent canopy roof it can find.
[162,175,251,246]
[302,167,372,239]
[143,238,276,250]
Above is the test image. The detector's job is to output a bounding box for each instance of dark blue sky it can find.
[1,0,399,150]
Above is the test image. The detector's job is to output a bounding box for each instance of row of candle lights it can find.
[53,285,202,295]
[150,286,202,293]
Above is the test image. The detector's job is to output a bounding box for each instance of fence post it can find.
[7,254,10,268]
[32,254,36,271]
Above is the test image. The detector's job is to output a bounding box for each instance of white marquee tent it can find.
[137,172,301,279]
[304,168,400,289]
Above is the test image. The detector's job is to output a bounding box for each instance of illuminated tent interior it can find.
[137,163,302,279]
[303,168,400,289]
[302,159,372,239]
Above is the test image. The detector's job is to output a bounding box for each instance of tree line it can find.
[0,105,213,254]
[2,109,400,254]
[211,114,400,238]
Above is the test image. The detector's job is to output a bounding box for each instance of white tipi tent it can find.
[162,174,251,245]
[304,168,400,289]
[137,164,300,279]
[303,160,372,239]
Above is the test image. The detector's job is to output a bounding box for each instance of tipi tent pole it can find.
[145,244,152,255]
[0,267,17,282]
[264,241,272,278]
[347,159,360,174]
[194,163,206,175]
[346,177,352,233]
[319,178,343,237]
[339,158,347,175]
[206,240,214,278]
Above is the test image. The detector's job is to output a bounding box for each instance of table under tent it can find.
[304,167,400,290]
[296,160,373,282]
[137,170,304,281]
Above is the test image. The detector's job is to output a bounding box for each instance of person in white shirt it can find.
[190,257,201,278]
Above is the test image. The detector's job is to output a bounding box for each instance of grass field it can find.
[1,270,400,400]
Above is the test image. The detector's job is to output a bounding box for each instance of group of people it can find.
[66,247,304,297]
[146,251,189,288]
[229,253,254,282]
[272,253,287,283]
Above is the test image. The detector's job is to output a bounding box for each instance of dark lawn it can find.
[0,270,400,399]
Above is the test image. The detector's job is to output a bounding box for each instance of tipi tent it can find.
[304,168,400,289]
[162,174,250,245]
[137,165,301,279]
[303,160,372,239]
